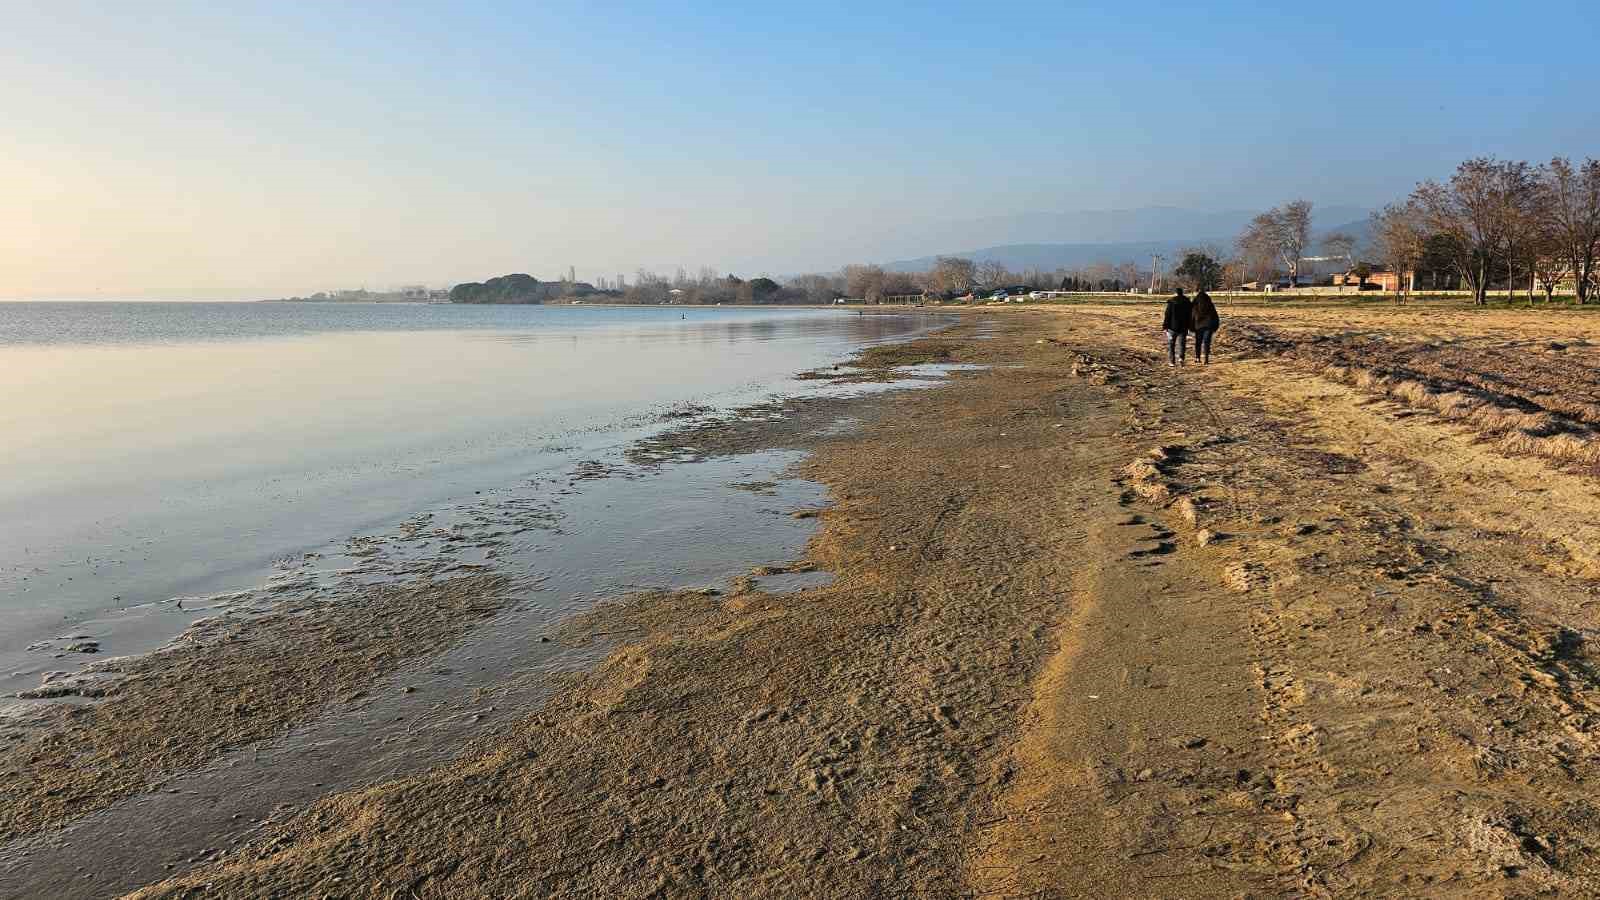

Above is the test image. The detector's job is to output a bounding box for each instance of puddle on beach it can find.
[892,362,991,377]
[0,362,975,897]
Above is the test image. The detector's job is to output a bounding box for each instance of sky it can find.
[4,1,1597,299]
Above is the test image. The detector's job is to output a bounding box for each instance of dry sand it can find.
[8,301,1600,897]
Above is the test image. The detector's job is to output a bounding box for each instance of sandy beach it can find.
[6,302,1600,897]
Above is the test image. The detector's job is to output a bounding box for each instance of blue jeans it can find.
[1193,327,1216,362]
[1166,329,1187,364]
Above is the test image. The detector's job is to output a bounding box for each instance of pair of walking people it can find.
[1161,288,1219,366]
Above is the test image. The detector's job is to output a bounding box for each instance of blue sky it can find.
[3,1,1596,297]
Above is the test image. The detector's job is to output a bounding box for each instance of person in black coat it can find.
[1161,288,1192,366]
[1191,290,1220,364]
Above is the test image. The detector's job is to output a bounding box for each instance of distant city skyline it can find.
[5,1,1597,299]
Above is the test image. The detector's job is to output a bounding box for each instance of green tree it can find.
[739,276,782,303]
[1174,252,1223,291]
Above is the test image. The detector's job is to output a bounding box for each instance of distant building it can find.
[1535,241,1600,294]
[1329,270,1400,290]
[1366,271,1408,292]
[1297,256,1350,284]
[1331,265,1460,292]
[1239,278,1298,291]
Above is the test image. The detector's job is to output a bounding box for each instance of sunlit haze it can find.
[6,1,1597,299]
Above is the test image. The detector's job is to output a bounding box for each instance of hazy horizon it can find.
[6,1,1597,300]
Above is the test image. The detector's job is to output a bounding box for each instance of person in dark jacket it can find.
[1190,290,1220,364]
[1161,288,1192,366]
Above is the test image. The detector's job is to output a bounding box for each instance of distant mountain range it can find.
[876,206,1373,273]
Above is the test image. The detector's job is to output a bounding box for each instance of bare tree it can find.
[1412,158,1532,305]
[843,264,886,303]
[1112,261,1139,292]
[1370,203,1426,305]
[880,270,922,299]
[1497,160,1540,303]
[976,259,1008,290]
[1220,256,1250,290]
[1238,200,1314,286]
[1540,157,1600,304]
[1531,242,1571,304]
[1236,240,1278,285]
[788,272,844,304]
[928,256,976,296]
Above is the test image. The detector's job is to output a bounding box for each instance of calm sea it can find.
[0,302,937,688]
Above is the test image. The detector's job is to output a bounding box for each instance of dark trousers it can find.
[1166,329,1188,364]
[1193,327,1216,362]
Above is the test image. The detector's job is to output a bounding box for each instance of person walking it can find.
[1191,289,1220,364]
[1162,288,1192,366]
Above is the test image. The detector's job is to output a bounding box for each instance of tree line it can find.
[454,154,1597,307]
[788,258,1146,304]
[1375,157,1600,305]
[630,259,1149,305]
[452,260,1159,307]
[1216,157,1600,305]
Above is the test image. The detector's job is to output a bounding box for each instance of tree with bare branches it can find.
[1237,200,1314,286]
[928,256,976,296]
[1497,160,1541,304]
[1540,157,1600,304]
[789,273,844,304]
[1531,242,1571,304]
[1411,158,1530,305]
[976,260,1008,291]
[1370,202,1426,305]
[1113,261,1140,293]
[843,264,886,302]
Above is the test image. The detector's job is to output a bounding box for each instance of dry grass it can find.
[1228,322,1600,469]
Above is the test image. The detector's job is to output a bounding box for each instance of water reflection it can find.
[0,306,947,687]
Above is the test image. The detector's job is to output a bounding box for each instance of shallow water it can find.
[0,300,978,895]
[0,303,942,694]
[0,448,831,897]
[0,368,980,897]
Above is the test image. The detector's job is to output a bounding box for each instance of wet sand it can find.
[7,304,1600,896]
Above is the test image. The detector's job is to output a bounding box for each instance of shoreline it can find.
[0,305,950,701]
[0,326,970,895]
[7,305,1600,895]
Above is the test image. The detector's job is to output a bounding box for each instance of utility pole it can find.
[1150,254,1163,294]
